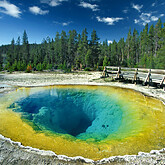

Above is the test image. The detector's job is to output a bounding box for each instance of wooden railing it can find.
[101,66,165,89]
[105,66,165,74]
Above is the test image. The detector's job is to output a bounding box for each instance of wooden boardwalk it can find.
[101,66,165,89]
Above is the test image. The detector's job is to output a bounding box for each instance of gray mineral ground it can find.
[0,135,165,165]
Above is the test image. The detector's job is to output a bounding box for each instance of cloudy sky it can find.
[0,0,165,45]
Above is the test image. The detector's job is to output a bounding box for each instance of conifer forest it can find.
[0,19,164,72]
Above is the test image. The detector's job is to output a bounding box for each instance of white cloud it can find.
[134,19,139,24]
[151,16,158,21]
[29,6,49,15]
[53,21,72,26]
[123,9,128,14]
[134,12,163,26]
[140,12,151,21]
[132,3,143,12]
[142,13,151,17]
[89,0,100,1]
[96,16,123,25]
[137,12,151,25]
[152,3,156,7]
[142,22,146,26]
[62,21,72,26]
[41,0,68,7]
[108,40,113,44]
[79,1,99,11]
[0,0,21,18]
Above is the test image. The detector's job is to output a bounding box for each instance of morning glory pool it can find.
[0,85,165,160]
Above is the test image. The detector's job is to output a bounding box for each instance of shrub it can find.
[97,66,103,71]
[4,62,10,70]
[26,65,32,73]
[21,62,26,71]
[36,63,43,71]
[84,67,91,71]
[8,67,13,73]
[12,60,18,71]
[17,61,21,71]
[46,63,53,70]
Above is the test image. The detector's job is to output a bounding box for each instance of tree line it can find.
[0,18,164,72]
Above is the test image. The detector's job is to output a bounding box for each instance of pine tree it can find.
[7,38,15,67]
[154,18,162,56]
[15,36,21,62]
[148,25,155,54]
[60,31,68,65]
[155,23,165,69]
[78,28,88,66]
[54,32,60,66]
[45,36,51,65]
[90,29,100,67]
[50,39,55,65]
[103,56,108,67]
[155,45,165,69]
[99,40,109,66]
[130,29,138,67]
[22,30,30,64]
[68,30,77,68]
[75,33,82,68]
[148,24,155,68]
[110,40,118,66]
[139,24,149,67]
[125,28,132,65]
[117,38,126,66]
[85,49,92,67]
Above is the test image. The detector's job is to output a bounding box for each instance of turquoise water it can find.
[9,87,123,141]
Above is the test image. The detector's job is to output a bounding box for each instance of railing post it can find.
[102,66,107,80]
[145,69,152,87]
[160,76,165,91]
[133,68,138,84]
[116,67,121,79]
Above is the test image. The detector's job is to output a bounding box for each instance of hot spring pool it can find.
[0,85,165,160]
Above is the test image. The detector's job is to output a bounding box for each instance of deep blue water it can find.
[9,87,123,140]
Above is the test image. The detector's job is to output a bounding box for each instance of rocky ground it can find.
[0,71,165,165]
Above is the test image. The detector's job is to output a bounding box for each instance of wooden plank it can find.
[106,70,118,74]
[105,66,165,74]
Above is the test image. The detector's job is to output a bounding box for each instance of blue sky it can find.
[0,0,165,45]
